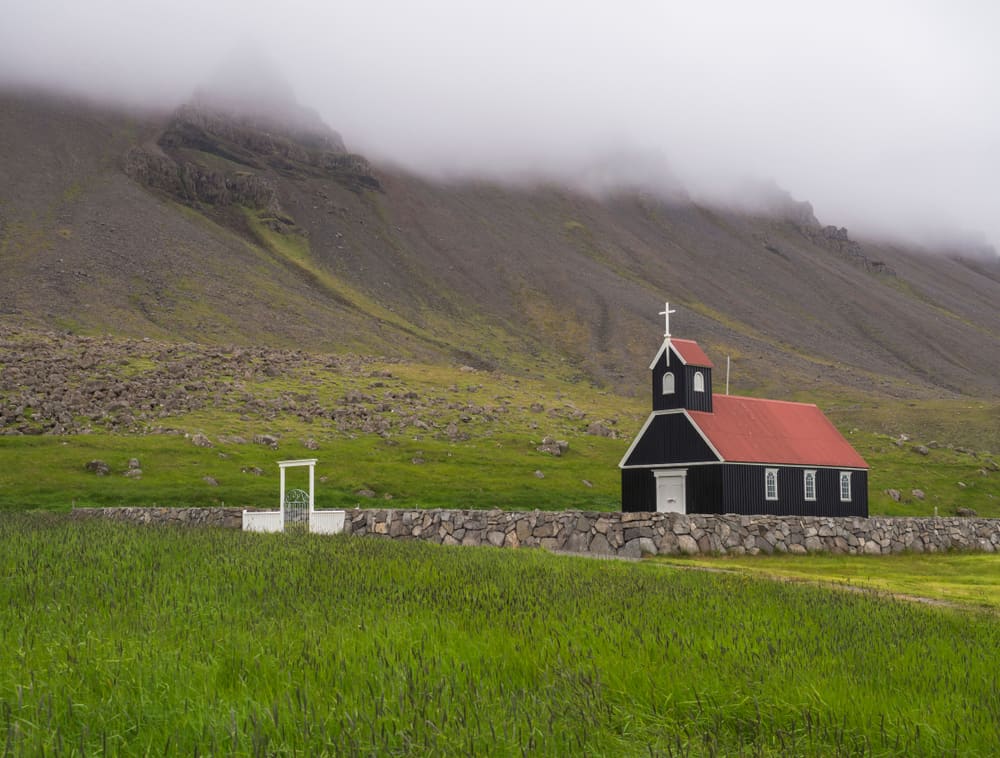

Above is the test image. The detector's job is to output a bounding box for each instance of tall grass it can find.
[1,514,998,755]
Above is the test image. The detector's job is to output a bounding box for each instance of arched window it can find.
[765,468,778,501]
[839,472,852,502]
[662,372,675,395]
[693,371,705,393]
[804,470,816,501]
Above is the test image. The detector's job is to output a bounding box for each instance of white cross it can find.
[659,302,676,337]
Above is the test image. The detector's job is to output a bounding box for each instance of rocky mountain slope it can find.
[1,87,998,401]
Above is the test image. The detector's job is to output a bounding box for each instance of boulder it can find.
[585,421,616,438]
[85,460,110,476]
[536,436,569,456]
[190,433,213,448]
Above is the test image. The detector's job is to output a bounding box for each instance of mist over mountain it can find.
[1,1,998,250]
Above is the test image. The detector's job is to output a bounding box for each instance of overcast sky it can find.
[2,1,998,250]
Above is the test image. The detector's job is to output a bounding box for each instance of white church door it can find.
[653,469,687,513]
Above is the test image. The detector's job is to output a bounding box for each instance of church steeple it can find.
[648,304,713,413]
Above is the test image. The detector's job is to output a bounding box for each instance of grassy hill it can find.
[0,87,998,515]
[2,88,998,401]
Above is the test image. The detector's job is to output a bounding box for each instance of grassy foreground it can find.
[2,515,999,755]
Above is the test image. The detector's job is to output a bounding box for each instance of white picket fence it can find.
[242,509,346,534]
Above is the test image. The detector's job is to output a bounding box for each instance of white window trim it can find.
[804,470,816,501]
[765,468,778,501]
[662,372,675,395]
[693,371,705,393]
[839,471,852,502]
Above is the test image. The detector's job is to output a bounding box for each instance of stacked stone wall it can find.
[346,509,1000,557]
[72,506,1000,557]
[72,506,247,529]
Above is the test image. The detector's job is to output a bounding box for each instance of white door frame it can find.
[653,468,688,513]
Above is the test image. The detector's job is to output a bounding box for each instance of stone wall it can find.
[345,509,1000,557]
[71,506,1000,557]
[71,506,248,529]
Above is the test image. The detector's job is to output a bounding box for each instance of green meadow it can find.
[657,552,1000,612]
[0,350,997,516]
[2,514,998,756]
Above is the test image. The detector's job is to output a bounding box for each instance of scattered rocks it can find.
[582,479,593,488]
[534,470,545,479]
[885,488,901,502]
[911,445,930,456]
[253,434,280,448]
[303,438,319,451]
[190,433,213,448]
[127,458,141,470]
[911,489,925,500]
[124,468,142,479]
[241,466,264,476]
[956,507,977,517]
[85,460,110,476]
[355,488,376,498]
[203,476,219,486]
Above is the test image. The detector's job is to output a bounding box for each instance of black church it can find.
[620,306,869,517]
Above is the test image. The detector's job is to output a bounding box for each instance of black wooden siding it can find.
[621,464,868,516]
[621,469,656,512]
[717,465,868,517]
[622,413,718,467]
[621,466,724,513]
[651,348,713,412]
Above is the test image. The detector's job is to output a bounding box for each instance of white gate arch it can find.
[242,458,345,534]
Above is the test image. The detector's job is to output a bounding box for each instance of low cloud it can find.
[2,0,998,250]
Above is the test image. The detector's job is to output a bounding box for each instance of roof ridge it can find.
[710,394,819,409]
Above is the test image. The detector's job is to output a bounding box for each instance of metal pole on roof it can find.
[726,355,731,395]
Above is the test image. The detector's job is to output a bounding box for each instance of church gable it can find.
[620,411,720,468]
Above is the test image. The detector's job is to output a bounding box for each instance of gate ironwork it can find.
[283,488,310,529]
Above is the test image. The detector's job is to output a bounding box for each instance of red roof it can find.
[670,339,714,367]
[689,395,868,468]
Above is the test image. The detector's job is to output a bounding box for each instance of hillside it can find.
[1,86,998,407]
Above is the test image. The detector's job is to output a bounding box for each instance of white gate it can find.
[242,458,345,534]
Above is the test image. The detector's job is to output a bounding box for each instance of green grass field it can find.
[656,552,1000,612]
[2,514,998,756]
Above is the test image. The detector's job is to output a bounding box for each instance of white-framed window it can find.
[662,372,675,395]
[765,468,778,501]
[804,470,816,501]
[839,471,852,502]
[693,371,705,393]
